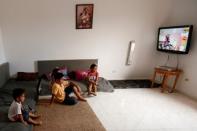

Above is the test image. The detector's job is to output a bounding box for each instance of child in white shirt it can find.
[8,88,42,125]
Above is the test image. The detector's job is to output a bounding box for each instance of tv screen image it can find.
[157,25,193,54]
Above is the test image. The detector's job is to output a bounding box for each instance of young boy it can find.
[50,72,86,106]
[87,64,99,96]
[8,88,42,125]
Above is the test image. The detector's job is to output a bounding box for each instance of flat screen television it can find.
[157,25,193,54]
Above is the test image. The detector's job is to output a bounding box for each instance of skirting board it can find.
[39,95,51,100]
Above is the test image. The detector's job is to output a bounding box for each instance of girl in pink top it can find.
[87,64,99,96]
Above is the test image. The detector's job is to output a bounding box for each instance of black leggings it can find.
[63,86,78,105]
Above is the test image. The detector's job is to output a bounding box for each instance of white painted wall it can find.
[0,0,173,79]
[1,0,196,99]
[0,27,6,64]
[156,0,197,99]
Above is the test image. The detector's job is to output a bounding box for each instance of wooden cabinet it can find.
[151,67,182,93]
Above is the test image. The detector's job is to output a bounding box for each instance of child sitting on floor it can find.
[87,64,99,96]
[50,72,86,106]
[8,88,42,126]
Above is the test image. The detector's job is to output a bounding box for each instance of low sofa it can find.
[0,63,38,131]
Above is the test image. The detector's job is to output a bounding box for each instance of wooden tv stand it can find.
[151,67,182,93]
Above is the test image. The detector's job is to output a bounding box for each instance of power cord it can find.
[176,54,179,69]
[164,54,170,66]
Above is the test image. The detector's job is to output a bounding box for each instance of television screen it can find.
[157,25,193,54]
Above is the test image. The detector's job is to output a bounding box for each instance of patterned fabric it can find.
[88,72,98,82]
[45,66,70,81]
[58,66,68,77]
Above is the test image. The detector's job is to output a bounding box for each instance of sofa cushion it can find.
[0,79,38,100]
[38,77,114,97]
[75,70,89,81]
[0,122,33,131]
[17,72,38,81]
[0,100,35,131]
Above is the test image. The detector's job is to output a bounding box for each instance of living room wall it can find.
[0,0,173,79]
[0,27,6,64]
[156,0,197,99]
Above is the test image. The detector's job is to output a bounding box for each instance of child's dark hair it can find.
[54,72,64,80]
[90,64,97,69]
[12,88,25,101]
[51,67,59,77]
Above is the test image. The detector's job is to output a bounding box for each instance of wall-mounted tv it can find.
[157,25,193,54]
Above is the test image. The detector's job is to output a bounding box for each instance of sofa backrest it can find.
[37,59,98,76]
[0,62,10,88]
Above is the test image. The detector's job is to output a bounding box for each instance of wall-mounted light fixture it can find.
[126,40,135,65]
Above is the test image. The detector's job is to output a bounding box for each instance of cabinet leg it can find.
[170,74,180,93]
[161,75,167,93]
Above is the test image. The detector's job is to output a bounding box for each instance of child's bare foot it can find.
[92,92,97,96]
[35,121,42,126]
[30,113,42,118]
[33,114,41,118]
[78,97,87,102]
[88,92,92,96]
[88,92,96,96]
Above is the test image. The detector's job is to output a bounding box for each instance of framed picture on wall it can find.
[76,4,94,29]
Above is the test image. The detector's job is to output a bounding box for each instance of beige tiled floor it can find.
[87,88,197,131]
